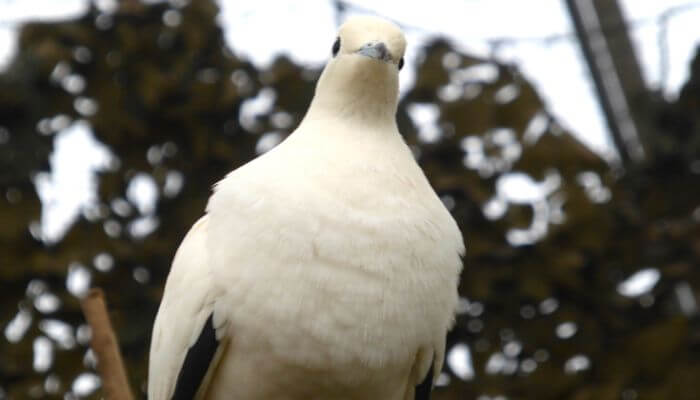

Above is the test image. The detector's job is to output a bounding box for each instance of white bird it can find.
[148,16,464,400]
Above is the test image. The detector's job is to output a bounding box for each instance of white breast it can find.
[204,123,464,397]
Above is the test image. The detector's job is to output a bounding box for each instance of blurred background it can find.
[1,0,699,399]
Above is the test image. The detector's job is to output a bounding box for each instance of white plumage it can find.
[148,16,464,400]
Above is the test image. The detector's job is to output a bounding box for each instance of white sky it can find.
[0,0,698,240]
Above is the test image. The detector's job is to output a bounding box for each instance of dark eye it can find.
[398,57,404,70]
[332,37,341,57]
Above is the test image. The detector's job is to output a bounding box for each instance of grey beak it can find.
[356,42,392,62]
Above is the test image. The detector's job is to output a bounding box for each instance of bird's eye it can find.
[332,37,341,57]
[398,57,404,70]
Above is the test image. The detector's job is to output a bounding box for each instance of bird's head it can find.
[308,16,406,125]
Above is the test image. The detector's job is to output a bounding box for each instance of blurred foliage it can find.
[1,0,699,399]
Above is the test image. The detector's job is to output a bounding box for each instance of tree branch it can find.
[81,288,134,400]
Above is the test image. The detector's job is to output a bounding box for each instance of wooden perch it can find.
[81,288,135,400]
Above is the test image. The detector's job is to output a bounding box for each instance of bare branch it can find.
[81,288,134,400]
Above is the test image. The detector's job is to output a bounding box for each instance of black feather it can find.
[415,361,434,400]
[332,37,341,57]
[171,314,220,400]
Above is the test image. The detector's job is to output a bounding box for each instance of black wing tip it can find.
[171,314,220,400]
[415,361,434,400]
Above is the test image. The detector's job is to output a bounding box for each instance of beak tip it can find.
[356,42,392,62]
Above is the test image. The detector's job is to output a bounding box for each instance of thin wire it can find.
[657,12,670,91]
[654,2,700,92]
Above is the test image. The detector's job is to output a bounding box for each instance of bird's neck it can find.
[306,88,397,126]
[302,61,399,131]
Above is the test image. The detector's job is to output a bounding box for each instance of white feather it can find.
[149,16,464,400]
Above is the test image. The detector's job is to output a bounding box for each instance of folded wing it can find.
[148,216,226,400]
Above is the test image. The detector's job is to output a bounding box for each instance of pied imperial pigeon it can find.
[148,15,465,400]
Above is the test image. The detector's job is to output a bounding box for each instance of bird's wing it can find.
[414,361,434,400]
[148,216,227,400]
[410,333,448,400]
